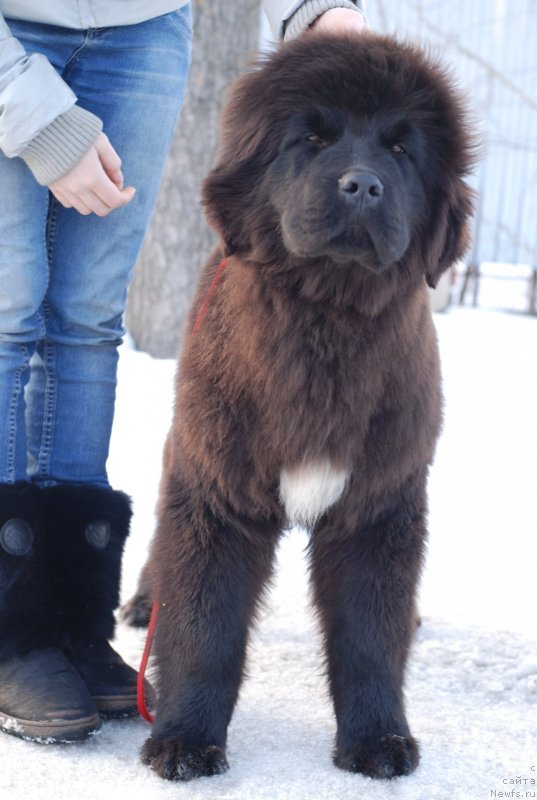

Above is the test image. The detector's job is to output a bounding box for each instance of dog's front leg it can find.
[310,473,427,779]
[141,486,280,781]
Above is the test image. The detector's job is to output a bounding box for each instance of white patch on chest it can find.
[279,460,350,527]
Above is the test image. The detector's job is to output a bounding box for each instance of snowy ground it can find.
[1,297,536,799]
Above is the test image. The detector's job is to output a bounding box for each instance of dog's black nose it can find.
[338,171,384,204]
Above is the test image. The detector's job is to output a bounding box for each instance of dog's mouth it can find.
[281,220,409,272]
[330,223,411,269]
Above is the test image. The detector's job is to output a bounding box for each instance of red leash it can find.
[137,600,160,722]
[136,256,229,723]
[191,256,229,335]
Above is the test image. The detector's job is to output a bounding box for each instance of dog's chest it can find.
[279,460,349,526]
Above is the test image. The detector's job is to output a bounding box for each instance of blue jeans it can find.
[0,9,192,487]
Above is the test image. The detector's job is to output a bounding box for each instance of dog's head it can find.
[203,34,477,291]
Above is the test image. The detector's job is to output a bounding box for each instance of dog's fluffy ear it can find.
[202,146,276,258]
[202,161,254,254]
[424,180,475,289]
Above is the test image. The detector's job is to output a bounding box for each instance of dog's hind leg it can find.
[120,556,153,627]
[141,483,280,781]
[310,472,427,779]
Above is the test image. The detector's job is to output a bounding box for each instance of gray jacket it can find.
[0,0,363,184]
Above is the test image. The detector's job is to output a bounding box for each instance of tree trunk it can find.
[125,0,262,358]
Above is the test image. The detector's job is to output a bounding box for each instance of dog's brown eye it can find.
[305,133,326,146]
[391,143,407,155]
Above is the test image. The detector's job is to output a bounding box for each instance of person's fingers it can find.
[120,185,136,204]
[71,198,93,215]
[89,185,136,216]
[92,171,136,210]
[49,134,136,216]
[56,190,93,215]
[311,9,369,35]
[77,188,116,217]
[94,131,124,188]
[50,185,93,215]
[63,183,135,216]
[49,185,71,208]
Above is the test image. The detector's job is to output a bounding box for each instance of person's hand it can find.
[49,132,136,217]
[311,8,368,35]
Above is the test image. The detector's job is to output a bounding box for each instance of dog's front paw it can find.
[141,735,229,781]
[335,734,419,779]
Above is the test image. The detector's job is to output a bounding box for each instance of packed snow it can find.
[1,295,536,799]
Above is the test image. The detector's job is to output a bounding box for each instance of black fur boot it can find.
[43,484,141,718]
[0,483,101,743]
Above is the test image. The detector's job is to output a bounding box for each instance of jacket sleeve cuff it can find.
[284,0,364,41]
[18,105,103,185]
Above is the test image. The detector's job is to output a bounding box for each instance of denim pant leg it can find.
[8,10,192,486]
[0,154,49,483]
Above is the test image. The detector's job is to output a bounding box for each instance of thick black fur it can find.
[311,471,425,777]
[45,484,132,642]
[0,482,61,660]
[0,483,131,660]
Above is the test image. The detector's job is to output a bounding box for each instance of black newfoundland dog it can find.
[136,33,475,782]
